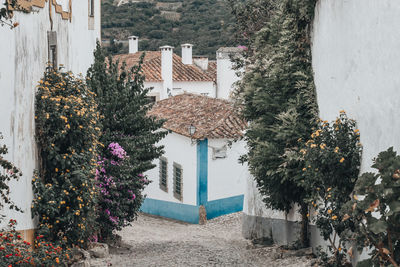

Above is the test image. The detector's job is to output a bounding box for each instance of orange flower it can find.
[339,157,345,163]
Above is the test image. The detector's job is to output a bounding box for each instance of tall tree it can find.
[231,0,318,247]
[86,42,167,182]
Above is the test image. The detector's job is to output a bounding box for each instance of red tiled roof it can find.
[113,52,215,82]
[148,93,247,139]
[205,61,217,81]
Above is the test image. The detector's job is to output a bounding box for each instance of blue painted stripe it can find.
[205,195,244,220]
[197,139,208,206]
[140,198,199,224]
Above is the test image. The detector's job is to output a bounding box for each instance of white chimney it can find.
[128,36,139,54]
[181,43,193,65]
[193,56,209,71]
[160,45,174,99]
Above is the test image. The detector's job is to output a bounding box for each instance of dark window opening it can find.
[159,157,168,192]
[173,162,183,200]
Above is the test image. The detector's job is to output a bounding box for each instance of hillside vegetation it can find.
[102,0,237,58]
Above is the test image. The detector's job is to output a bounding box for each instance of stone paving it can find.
[101,212,314,267]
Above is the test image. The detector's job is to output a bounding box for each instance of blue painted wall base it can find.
[205,195,244,220]
[140,198,199,224]
[140,195,244,224]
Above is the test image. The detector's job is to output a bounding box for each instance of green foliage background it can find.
[101,0,237,58]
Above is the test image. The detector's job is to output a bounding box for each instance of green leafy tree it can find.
[231,0,318,247]
[86,43,167,240]
[344,148,400,267]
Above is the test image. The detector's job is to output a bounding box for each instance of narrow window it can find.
[159,157,168,192]
[89,0,94,17]
[47,31,57,69]
[173,162,183,201]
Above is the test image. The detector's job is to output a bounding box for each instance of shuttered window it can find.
[173,162,183,201]
[159,157,168,192]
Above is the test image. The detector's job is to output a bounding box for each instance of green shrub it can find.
[344,148,400,267]
[32,69,101,248]
[300,111,362,266]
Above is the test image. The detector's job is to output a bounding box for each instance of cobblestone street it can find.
[104,212,313,267]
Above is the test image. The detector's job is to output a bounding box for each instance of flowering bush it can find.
[95,142,149,241]
[32,69,101,247]
[343,148,400,267]
[0,219,68,266]
[299,111,362,266]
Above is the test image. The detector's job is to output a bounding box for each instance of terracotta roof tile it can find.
[148,93,247,139]
[113,52,214,82]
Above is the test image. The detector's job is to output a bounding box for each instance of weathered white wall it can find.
[216,55,240,100]
[145,81,215,99]
[312,0,400,172]
[0,0,100,230]
[145,81,162,100]
[144,132,198,205]
[207,139,247,201]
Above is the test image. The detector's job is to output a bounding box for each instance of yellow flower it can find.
[306,213,310,217]
[302,168,307,171]
[332,215,338,220]
[334,147,339,153]
[327,209,332,214]
[55,168,58,172]
[310,144,317,148]
[340,157,345,163]
[327,187,332,192]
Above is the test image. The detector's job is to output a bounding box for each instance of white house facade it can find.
[143,93,248,223]
[114,36,244,101]
[0,0,101,239]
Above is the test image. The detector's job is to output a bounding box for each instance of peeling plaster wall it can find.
[0,0,100,230]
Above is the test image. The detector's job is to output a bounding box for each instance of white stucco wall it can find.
[216,57,240,100]
[0,0,100,230]
[144,132,198,205]
[173,81,215,98]
[207,139,247,201]
[145,81,215,99]
[312,0,400,172]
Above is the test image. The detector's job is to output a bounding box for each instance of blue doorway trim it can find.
[197,139,208,206]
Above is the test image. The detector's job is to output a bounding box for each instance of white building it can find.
[0,0,101,240]
[142,93,248,223]
[114,37,216,101]
[114,36,243,101]
[242,0,400,263]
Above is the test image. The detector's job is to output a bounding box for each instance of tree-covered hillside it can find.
[102,0,237,58]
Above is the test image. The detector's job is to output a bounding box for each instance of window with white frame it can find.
[173,162,183,201]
